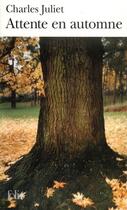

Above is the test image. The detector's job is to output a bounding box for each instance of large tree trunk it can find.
[36,38,107,160]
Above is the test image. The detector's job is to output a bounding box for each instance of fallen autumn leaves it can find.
[0,115,127,209]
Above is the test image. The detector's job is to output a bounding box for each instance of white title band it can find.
[0,0,127,37]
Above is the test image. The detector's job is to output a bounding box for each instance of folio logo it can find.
[8,190,26,200]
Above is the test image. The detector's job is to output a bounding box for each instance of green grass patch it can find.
[104,111,127,118]
[104,95,127,106]
[105,101,127,108]
[0,102,127,120]
[0,102,40,119]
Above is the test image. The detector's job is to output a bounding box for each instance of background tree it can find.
[103,38,127,105]
[0,37,44,108]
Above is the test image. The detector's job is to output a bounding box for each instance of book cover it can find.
[0,0,127,210]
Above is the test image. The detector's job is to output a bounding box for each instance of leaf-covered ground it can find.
[0,113,127,210]
[0,119,37,181]
[105,113,127,156]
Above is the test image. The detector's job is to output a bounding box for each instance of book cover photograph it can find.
[0,1,127,210]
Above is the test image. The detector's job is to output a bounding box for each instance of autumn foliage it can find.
[0,37,44,98]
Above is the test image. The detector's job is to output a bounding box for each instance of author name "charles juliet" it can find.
[6,4,64,16]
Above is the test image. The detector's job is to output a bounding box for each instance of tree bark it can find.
[35,38,107,160]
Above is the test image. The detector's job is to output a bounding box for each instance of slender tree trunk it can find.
[126,73,127,98]
[113,71,117,104]
[103,67,108,106]
[34,89,37,106]
[119,68,124,103]
[35,38,107,160]
[11,90,16,109]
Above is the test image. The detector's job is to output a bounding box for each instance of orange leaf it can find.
[45,187,55,198]
[53,181,67,189]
